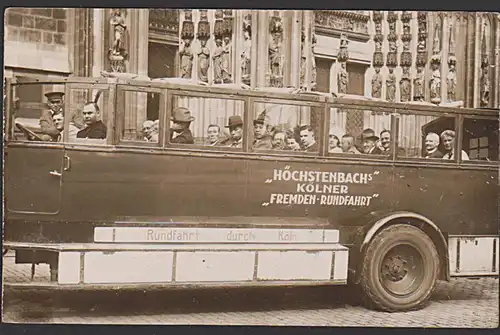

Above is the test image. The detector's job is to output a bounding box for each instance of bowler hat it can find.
[171,107,195,122]
[253,111,270,125]
[361,128,379,141]
[225,115,243,128]
[44,91,65,101]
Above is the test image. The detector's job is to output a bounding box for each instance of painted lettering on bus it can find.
[269,193,317,205]
[226,231,256,242]
[278,230,297,241]
[319,195,372,206]
[296,183,349,194]
[147,229,200,241]
[272,170,373,184]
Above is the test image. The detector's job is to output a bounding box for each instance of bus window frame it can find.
[114,85,165,148]
[459,113,500,166]
[166,89,249,153]
[327,102,397,162]
[63,82,114,147]
[393,108,459,165]
[249,97,326,158]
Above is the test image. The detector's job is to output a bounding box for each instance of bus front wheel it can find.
[360,224,439,312]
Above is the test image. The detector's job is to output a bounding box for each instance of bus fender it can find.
[351,211,449,284]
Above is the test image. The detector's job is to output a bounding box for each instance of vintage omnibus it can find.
[3,75,499,312]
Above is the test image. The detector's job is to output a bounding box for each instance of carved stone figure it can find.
[371,68,382,98]
[179,39,193,79]
[269,32,283,87]
[337,62,348,94]
[241,26,251,85]
[400,67,411,102]
[413,66,425,101]
[429,58,441,104]
[222,36,232,83]
[108,9,128,72]
[213,38,224,84]
[447,57,457,102]
[198,39,210,83]
[310,35,317,90]
[386,68,396,102]
[480,66,490,107]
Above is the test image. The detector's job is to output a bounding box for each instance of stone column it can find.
[197,10,210,84]
[250,10,259,88]
[256,11,269,87]
[479,17,491,108]
[446,15,457,102]
[400,11,412,102]
[414,11,428,101]
[385,11,398,102]
[429,13,442,105]
[473,13,481,108]
[495,14,500,108]
[371,11,384,99]
[269,10,284,87]
[290,10,302,89]
[440,13,450,104]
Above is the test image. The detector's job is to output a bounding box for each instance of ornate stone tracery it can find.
[108,9,128,72]
[337,33,349,94]
[269,12,284,87]
[399,11,412,102]
[385,11,398,102]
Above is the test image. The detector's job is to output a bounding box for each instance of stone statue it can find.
[269,31,283,87]
[179,38,193,79]
[386,68,396,102]
[241,27,251,85]
[371,68,382,98]
[413,66,425,101]
[399,67,411,102]
[198,39,210,83]
[108,9,128,72]
[429,59,441,104]
[337,62,348,94]
[222,36,232,83]
[480,66,490,107]
[213,38,224,84]
[447,58,457,102]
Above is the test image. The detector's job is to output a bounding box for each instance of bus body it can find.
[3,76,499,312]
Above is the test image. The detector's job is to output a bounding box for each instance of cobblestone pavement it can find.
[2,255,498,327]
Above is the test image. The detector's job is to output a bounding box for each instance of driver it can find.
[40,91,65,141]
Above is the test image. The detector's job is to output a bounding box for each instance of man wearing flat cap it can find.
[361,128,383,155]
[222,115,244,148]
[170,107,195,144]
[40,91,84,141]
[252,111,273,150]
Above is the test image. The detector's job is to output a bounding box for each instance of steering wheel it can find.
[15,122,44,141]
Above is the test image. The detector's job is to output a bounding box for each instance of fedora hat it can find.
[253,111,271,125]
[225,115,243,128]
[44,91,65,102]
[361,128,379,141]
[171,107,195,122]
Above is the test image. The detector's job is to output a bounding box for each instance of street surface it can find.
[2,254,498,327]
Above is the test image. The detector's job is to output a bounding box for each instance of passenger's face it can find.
[363,139,376,153]
[341,138,352,152]
[207,126,220,143]
[230,126,243,141]
[442,135,454,151]
[48,99,63,113]
[142,123,153,137]
[287,138,300,149]
[300,129,314,147]
[82,104,98,125]
[329,135,339,150]
[254,123,267,139]
[380,132,391,149]
[425,135,439,151]
[272,133,286,149]
[53,114,64,131]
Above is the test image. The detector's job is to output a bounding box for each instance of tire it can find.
[360,224,440,312]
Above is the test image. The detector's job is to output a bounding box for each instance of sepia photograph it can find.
[2,7,499,328]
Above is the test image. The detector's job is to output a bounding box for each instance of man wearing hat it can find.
[222,115,244,148]
[361,128,383,155]
[40,91,65,141]
[252,111,273,150]
[170,107,195,144]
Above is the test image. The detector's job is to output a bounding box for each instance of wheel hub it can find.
[383,255,408,281]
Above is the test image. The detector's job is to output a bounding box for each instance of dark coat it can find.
[303,141,319,152]
[170,129,194,144]
[425,149,444,159]
[77,121,107,139]
[40,109,85,138]
[253,135,273,150]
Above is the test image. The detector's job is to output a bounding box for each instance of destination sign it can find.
[261,166,381,207]
[94,227,339,244]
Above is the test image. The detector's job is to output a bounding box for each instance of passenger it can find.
[299,125,318,152]
[142,120,155,141]
[285,130,301,151]
[170,107,195,144]
[272,130,287,150]
[151,119,159,142]
[423,132,443,158]
[341,134,361,154]
[52,113,79,142]
[328,127,343,153]
[252,111,273,150]
[222,115,243,148]
[361,128,383,155]
[207,124,223,146]
[77,102,107,139]
[40,91,65,141]
[441,129,469,160]
[379,129,406,156]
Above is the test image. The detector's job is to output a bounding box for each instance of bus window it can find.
[462,117,499,162]
[397,111,456,160]
[251,101,320,153]
[116,89,161,144]
[66,87,110,145]
[169,95,245,148]
[329,107,392,156]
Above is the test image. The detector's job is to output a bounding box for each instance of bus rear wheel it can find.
[360,224,439,312]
